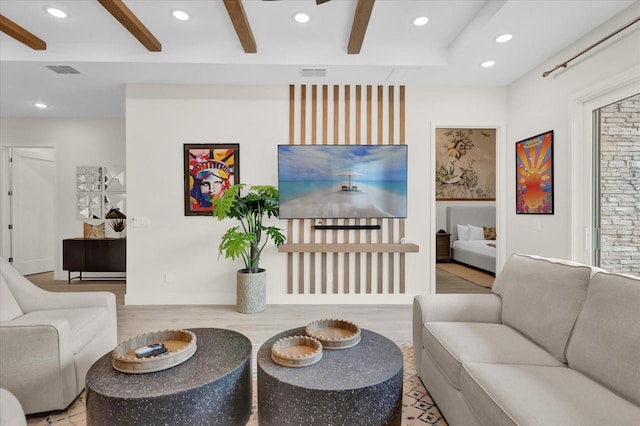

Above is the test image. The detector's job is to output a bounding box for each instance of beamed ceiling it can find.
[0,0,637,117]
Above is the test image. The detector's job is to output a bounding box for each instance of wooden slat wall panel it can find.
[287,84,406,295]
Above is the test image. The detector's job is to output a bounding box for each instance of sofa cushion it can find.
[0,275,23,321]
[19,308,110,354]
[423,322,563,390]
[491,253,592,362]
[566,271,640,406]
[461,362,640,426]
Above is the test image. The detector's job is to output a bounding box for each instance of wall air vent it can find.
[46,65,81,74]
[300,68,327,78]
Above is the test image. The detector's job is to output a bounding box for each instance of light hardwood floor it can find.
[25,264,492,346]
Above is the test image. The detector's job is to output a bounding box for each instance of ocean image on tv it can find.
[278,145,408,219]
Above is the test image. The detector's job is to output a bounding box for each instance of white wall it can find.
[505,3,640,261]
[125,85,506,305]
[0,118,125,279]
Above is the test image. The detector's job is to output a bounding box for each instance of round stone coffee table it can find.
[86,328,252,426]
[258,327,403,426]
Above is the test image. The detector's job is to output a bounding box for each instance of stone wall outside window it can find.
[599,93,640,275]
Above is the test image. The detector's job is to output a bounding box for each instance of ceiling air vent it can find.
[300,68,327,78]
[46,65,81,74]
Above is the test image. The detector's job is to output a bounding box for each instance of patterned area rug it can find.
[29,345,447,426]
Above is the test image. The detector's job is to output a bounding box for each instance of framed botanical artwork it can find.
[184,144,240,216]
[435,128,496,200]
[515,130,554,214]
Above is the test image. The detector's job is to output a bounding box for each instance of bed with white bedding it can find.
[446,206,496,273]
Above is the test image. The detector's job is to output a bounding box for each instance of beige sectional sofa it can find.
[413,253,640,425]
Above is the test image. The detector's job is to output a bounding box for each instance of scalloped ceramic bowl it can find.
[305,319,361,349]
[112,329,197,374]
[271,335,323,367]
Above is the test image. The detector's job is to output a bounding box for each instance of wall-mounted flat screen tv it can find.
[278,145,408,219]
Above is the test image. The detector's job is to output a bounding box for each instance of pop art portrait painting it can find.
[184,144,239,216]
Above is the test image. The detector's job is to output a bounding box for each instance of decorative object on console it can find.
[436,128,496,200]
[212,184,285,313]
[83,222,105,239]
[184,143,239,216]
[516,130,554,214]
[106,208,127,238]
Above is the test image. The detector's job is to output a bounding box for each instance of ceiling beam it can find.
[97,0,161,52]
[0,14,46,50]
[223,0,257,54]
[348,0,375,54]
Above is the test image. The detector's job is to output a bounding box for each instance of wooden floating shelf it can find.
[278,243,419,253]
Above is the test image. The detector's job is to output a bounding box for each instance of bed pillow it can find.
[457,224,469,241]
[467,224,485,240]
[483,226,497,240]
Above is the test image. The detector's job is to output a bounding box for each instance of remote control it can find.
[135,343,166,358]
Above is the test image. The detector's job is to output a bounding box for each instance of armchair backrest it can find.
[0,257,49,313]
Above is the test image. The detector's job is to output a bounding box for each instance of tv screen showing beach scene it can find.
[278,145,408,219]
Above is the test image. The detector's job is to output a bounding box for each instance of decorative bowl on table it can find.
[271,335,323,368]
[305,319,361,349]
[112,329,197,374]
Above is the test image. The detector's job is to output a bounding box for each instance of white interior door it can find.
[9,148,56,275]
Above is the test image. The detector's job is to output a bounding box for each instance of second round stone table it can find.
[86,328,252,426]
[258,327,404,426]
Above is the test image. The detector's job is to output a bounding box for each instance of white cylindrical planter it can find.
[236,269,266,314]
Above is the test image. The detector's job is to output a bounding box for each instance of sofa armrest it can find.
[413,293,502,324]
[413,294,502,378]
[0,320,76,414]
[21,291,117,329]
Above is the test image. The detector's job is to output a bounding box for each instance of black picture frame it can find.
[184,143,240,216]
[515,130,554,214]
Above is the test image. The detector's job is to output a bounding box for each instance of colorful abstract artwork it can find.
[516,130,554,214]
[184,144,240,216]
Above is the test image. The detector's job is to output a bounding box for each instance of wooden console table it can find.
[62,238,126,283]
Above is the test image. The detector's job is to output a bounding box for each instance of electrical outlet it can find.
[165,272,173,283]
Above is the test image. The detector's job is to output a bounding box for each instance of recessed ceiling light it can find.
[496,34,513,43]
[46,7,67,18]
[172,10,189,21]
[294,13,310,24]
[481,60,496,68]
[34,103,48,109]
[413,16,429,26]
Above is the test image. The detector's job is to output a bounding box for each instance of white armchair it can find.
[0,257,117,414]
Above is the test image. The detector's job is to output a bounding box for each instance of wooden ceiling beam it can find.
[348,0,375,54]
[97,0,161,52]
[0,14,46,50]
[223,0,257,54]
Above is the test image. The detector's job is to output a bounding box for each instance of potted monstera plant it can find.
[212,184,285,313]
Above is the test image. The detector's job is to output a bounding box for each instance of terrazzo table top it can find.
[86,328,252,426]
[257,326,404,426]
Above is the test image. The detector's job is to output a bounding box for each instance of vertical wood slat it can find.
[355,85,362,293]
[366,85,373,294]
[377,86,384,294]
[321,85,328,293]
[310,85,318,294]
[399,86,406,293]
[287,84,406,296]
[344,86,350,294]
[332,86,340,294]
[287,85,295,294]
[388,86,395,293]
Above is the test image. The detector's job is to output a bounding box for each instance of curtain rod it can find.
[543,16,640,78]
